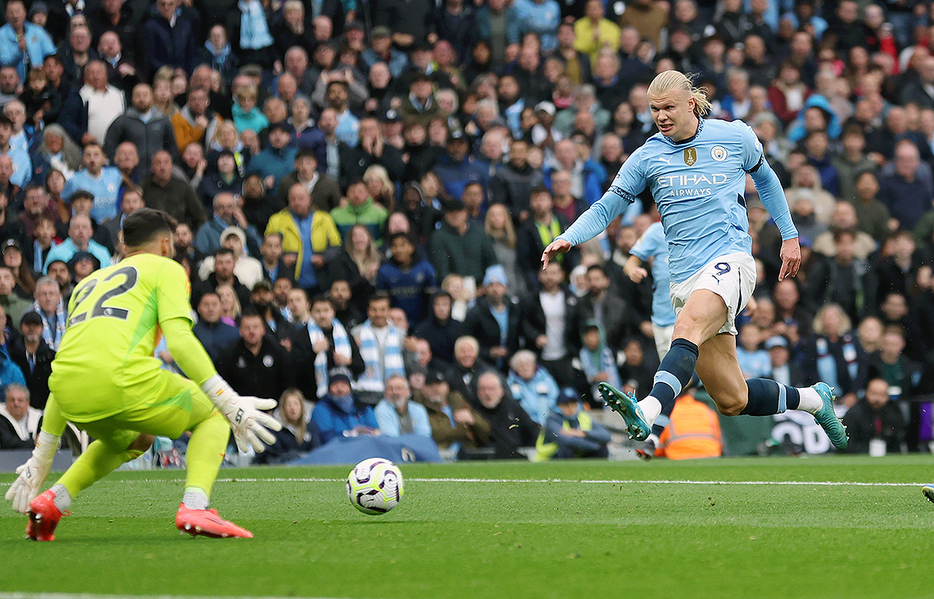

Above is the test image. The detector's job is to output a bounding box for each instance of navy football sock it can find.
[741,378,801,415]
[645,338,699,414]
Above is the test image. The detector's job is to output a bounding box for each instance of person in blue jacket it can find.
[311,367,379,443]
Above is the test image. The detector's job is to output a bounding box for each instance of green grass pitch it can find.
[2,455,934,599]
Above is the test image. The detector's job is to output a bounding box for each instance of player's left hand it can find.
[201,375,283,453]
[778,238,801,281]
[5,431,59,513]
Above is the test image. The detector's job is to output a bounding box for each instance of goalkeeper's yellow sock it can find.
[57,440,146,498]
[184,410,229,500]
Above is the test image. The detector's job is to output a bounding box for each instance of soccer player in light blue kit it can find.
[542,70,847,450]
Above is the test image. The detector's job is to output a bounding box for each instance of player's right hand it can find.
[201,375,283,453]
[5,431,59,514]
[541,239,572,269]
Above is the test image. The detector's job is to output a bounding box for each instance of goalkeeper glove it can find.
[201,374,282,453]
[5,431,59,514]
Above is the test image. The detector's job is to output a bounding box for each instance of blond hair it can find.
[647,70,712,118]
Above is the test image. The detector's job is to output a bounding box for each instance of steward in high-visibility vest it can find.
[534,389,611,461]
[655,393,722,460]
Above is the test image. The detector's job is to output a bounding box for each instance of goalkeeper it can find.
[5,208,281,540]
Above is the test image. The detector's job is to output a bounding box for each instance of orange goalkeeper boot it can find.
[175,503,253,538]
[26,490,67,541]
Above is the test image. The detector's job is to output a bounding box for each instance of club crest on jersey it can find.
[711,146,728,161]
[683,147,697,166]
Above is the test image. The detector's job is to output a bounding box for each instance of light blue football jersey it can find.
[630,221,676,327]
[559,118,797,284]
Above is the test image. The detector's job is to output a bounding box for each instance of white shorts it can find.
[669,252,757,336]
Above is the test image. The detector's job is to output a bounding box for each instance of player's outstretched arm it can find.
[162,317,282,452]
[5,394,64,513]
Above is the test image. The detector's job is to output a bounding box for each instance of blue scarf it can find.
[306,318,351,398]
[238,0,274,50]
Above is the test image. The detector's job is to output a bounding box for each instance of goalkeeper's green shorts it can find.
[70,370,217,452]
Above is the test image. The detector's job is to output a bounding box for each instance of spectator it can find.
[801,303,868,408]
[571,264,637,352]
[878,140,932,231]
[23,275,64,350]
[105,83,180,171]
[60,60,124,147]
[506,350,560,425]
[490,139,543,222]
[197,149,242,206]
[2,239,34,299]
[275,149,341,213]
[0,115,30,191]
[376,232,435,325]
[141,0,196,78]
[351,292,406,404]
[9,310,53,409]
[217,309,294,400]
[194,192,261,257]
[736,323,771,379]
[259,232,291,284]
[0,382,37,449]
[226,0,278,72]
[578,319,621,400]
[61,142,122,224]
[375,374,432,438]
[464,265,520,371]
[516,186,573,291]
[434,130,488,200]
[805,229,875,324]
[470,370,539,459]
[543,138,606,205]
[534,386,610,461]
[415,369,489,453]
[305,293,364,398]
[331,179,389,242]
[361,27,409,79]
[31,125,82,185]
[765,335,807,388]
[311,366,380,443]
[617,0,666,48]
[573,0,621,63]
[171,87,220,154]
[867,325,923,448]
[191,247,252,309]
[42,214,110,273]
[265,182,341,292]
[89,0,139,64]
[141,150,206,229]
[0,0,55,82]
[429,197,497,284]
[513,0,561,53]
[848,171,893,245]
[811,201,876,260]
[338,117,405,191]
[413,291,463,367]
[98,31,140,94]
[842,377,907,454]
[256,388,321,463]
[192,291,241,364]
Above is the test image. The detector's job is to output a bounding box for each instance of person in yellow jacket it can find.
[573,0,621,63]
[265,182,341,290]
[534,387,611,461]
[655,390,723,460]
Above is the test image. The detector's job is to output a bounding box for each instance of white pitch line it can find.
[0,594,366,599]
[116,476,928,488]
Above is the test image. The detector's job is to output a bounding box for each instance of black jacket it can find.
[9,337,55,410]
[470,394,540,459]
[569,291,638,353]
[518,288,577,358]
[413,311,465,366]
[217,336,295,400]
[463,296,521,370]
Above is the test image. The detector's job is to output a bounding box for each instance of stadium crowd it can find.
[1,0,934,461]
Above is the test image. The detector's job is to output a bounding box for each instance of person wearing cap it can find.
[414,368,489,453]
[311,366,380,443]
[10,309,55,410]
[428,193,497,284]
[533,387,610,461]
[433,128,489,201]
[463,265,520,372]
[103,83,179,171]
[360,26,409,79]
[397,72,444,130]
[0,0,55,82]
[245,121,298,196]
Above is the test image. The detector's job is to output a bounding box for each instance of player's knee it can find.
[714,393,747,416]
[129,434,155,453]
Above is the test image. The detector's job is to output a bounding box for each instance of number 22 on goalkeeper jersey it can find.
[49,253,194,422]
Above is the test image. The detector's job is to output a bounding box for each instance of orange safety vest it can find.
[655,395,723,460]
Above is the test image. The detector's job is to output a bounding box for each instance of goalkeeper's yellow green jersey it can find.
[49,253,195,422]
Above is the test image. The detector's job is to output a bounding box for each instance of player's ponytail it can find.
[648,70,712,118]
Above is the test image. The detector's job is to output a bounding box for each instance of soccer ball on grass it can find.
[347,458,404,515]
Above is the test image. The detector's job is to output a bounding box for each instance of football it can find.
[346,458,404,515]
